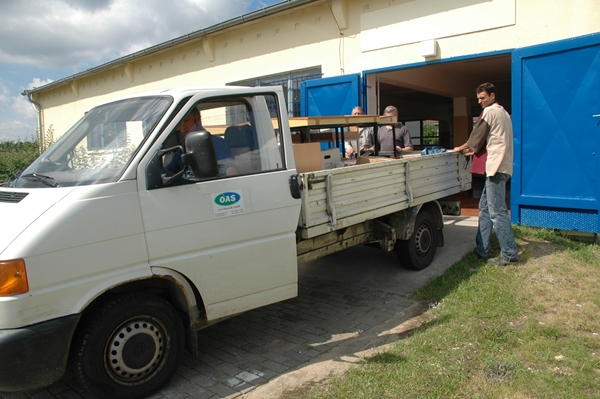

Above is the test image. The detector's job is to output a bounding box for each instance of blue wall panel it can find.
[512,33,600,233]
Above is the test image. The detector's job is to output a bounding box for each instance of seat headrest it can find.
[211,135,232,160]
[225,124,256,149]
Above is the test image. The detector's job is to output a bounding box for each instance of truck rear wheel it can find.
[75,293,184,399]
[394,209,438,270]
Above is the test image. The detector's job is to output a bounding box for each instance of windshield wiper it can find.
[21,173,59,187]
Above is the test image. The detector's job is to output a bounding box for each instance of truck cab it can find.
[0,87,301,399]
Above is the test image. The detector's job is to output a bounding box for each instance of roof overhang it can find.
[23,0,321,96]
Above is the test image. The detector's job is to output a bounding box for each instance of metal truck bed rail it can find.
[297,151,471,239]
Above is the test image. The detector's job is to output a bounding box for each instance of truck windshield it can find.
[12,96,173,188]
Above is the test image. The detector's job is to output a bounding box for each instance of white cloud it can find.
[28,78,54,90]
[0,79,10,107]
[0,0,275,142]
[0,79,41,142]
[10,78,54,119]
[12,95,38,119]
[0,0,254,70]
[0,120,37,142]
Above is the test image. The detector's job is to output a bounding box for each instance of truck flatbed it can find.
[297,151,471,239]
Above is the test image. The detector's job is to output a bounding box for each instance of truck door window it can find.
[157,93,285,185]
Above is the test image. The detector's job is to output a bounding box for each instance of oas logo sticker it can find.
[214,192,241,206]
[212,190,245,218]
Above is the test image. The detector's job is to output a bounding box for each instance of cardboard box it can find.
[292,143,342,173]
[293,143,322,173]
[321,148,341,170]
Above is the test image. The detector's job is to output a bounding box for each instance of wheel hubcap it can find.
[106,319,165,383]
[415,223,432,257]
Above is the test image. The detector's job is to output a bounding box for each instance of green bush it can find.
[0,139,40,185]
[0,125,54,185]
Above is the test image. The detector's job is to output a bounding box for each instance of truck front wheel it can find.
[394,209,438,270]
[75,293,184,399]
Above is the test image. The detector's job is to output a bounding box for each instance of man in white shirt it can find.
[454,82,519,266]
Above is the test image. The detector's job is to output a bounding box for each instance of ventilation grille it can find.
[0,191,29,203]
[520,206,599,233]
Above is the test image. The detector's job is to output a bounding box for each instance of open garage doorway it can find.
[364,53,512,202]
[364,53,512,151]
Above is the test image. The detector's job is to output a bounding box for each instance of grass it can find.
[294,226,600,399]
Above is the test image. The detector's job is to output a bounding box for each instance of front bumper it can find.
[0,314,80,392]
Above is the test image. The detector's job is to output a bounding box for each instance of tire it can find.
[394,209,438,270]
[75,293,184,399]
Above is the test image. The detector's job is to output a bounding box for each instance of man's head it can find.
[351,106,364,116]
[383,105,398,117]
[476,82,497,109]
[179,107,201,135]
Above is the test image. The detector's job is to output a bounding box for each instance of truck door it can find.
[137,90,301,320]
[512,33,600,233]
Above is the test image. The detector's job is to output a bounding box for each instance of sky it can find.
[0,0,281,142]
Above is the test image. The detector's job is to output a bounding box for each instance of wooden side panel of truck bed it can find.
[297,151,471,239]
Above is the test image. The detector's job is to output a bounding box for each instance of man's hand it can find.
[453,146,474,156]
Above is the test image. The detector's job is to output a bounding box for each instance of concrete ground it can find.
[1,215,478,399]
[240,214,479,399]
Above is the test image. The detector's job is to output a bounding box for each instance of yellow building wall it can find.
[35,0,600,139]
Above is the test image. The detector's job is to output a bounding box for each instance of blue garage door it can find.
[300,74,361,116]
[512,33,600,233]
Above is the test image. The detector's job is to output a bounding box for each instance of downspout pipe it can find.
[22,91,44,151]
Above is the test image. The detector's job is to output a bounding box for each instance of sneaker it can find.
[487,257,519,266]
[472,248,487,261]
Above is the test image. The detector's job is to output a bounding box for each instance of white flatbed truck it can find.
[0,86,470,398]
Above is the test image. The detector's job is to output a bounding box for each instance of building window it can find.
[401,120,451,149]
[422,120,441,145]
[229,68,322,117]
[88,122,127,149]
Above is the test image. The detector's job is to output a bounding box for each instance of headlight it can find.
[0,259,29,296]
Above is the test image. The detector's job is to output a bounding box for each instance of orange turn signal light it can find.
[0,259,29,296]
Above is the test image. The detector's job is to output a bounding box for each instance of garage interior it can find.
[371,53,512,149]
[370,53,512,208]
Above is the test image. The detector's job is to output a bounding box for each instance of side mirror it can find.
[183,130,219,179]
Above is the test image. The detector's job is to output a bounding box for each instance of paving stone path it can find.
[1,275,414,399]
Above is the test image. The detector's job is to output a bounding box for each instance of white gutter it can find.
[24,92,44,152]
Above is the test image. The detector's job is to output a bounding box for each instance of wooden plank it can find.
[288,115,396,128]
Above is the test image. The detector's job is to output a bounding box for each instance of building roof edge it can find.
[22,0,319,96]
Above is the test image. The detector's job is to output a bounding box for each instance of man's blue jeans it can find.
[476,172,518,260]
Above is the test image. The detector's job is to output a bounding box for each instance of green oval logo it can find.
[214,192,241,206]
